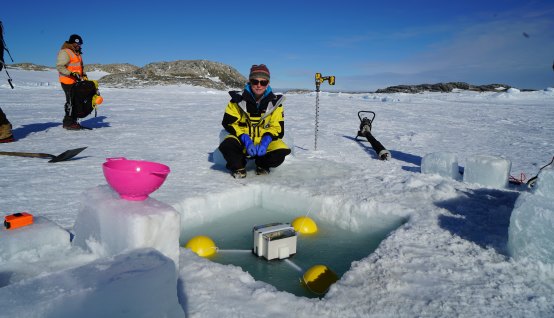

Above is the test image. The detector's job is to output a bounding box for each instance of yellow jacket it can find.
[222,90,287,148]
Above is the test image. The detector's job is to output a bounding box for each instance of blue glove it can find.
[240,134,257,157]
[256,135,272,156]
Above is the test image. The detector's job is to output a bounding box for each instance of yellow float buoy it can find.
[292,216,318,234]
[302,264,338,295]
[185,235,217,257]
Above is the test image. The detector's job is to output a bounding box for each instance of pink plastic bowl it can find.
[102,157,171,201]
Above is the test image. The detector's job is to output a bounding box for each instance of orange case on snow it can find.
[4,212,34,230]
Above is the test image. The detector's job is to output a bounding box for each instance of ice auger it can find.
[355,111,391,160]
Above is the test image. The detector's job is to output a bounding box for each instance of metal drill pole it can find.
[315,82,320,151]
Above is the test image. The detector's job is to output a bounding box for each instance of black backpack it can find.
[70,80,98,118]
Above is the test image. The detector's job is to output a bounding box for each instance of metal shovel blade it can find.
[48,147,88,162]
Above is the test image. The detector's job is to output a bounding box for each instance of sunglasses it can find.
[250,79,269,86]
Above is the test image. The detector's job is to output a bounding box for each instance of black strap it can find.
[527,156,554,187]
[0,21,14,89]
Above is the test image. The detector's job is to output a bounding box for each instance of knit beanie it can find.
[68,34,83,45]
[249,64,270,80]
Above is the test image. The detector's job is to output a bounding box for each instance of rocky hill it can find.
[98,60,246,90]
[375,82,517,93]
[85,63,139,74]
[9,63,52,71]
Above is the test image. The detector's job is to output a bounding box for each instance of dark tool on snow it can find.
[355,111,391,160]
[314,73,335,150]
[0,147,87,162]
[0,21,14,89]
[526,156,554,188]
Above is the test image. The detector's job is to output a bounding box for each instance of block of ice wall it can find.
[463,155,511,188]
[0,248,185,318]
[508,192,554,263]
[0,216,71,262]
[533,167,554,198]
[508,167,554,262]
[72,185,180,268]
[421,152,460,180]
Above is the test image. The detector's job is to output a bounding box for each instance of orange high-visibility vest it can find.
[58,48,83,84]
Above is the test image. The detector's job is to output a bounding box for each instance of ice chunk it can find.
[72,185,180,268]
[463,155,511,188]
[508,192,554,263]
[421,152,459,180]
[534,167,554,198]
[0,248,184,318]
[0,216,71,262]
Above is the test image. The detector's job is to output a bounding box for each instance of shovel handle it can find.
[0,151,52,159]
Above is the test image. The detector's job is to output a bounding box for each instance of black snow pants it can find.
[219,137,291,171]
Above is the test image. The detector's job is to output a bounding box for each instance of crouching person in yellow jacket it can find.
[218,64,291,178]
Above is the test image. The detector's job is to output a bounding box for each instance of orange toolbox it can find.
[4,212,34,230]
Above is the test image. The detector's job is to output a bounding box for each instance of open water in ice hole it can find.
[181,206,403,298]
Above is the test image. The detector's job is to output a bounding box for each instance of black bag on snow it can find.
[70,80,97,118]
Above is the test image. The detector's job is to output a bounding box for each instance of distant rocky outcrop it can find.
[98,60,247,90]
[85,63,139,74]
[285,89,313,94]
[9,63,52,71]
[375,82,516,93]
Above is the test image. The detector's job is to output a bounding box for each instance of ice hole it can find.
[173,185,407,297]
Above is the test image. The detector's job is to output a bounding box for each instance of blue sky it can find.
[2,0,553,91]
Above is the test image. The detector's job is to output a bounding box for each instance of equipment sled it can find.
[355,111,391,161]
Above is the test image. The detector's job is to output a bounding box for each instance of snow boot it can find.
[232,168,247,179]
[0,123,14,143]
[0,135,15,143]
[256,166,270,175]
[63,122,83,130]
[62,116,83,130]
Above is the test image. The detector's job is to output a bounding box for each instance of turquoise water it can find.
[180,206,402,298]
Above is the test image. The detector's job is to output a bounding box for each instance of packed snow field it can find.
[1,69,554,317]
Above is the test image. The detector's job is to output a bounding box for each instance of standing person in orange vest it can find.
[56,34,87,130]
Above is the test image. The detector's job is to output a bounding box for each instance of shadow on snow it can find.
[12,122,60,140]
[342,135,422,171]
[436,188,520,255]
[80,116,111,129]
[12,116,110,140]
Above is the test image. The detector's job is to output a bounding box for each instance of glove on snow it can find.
[256,135,272,156]
[240,134,257,157]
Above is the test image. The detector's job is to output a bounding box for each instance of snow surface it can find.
[1,69,554,317]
